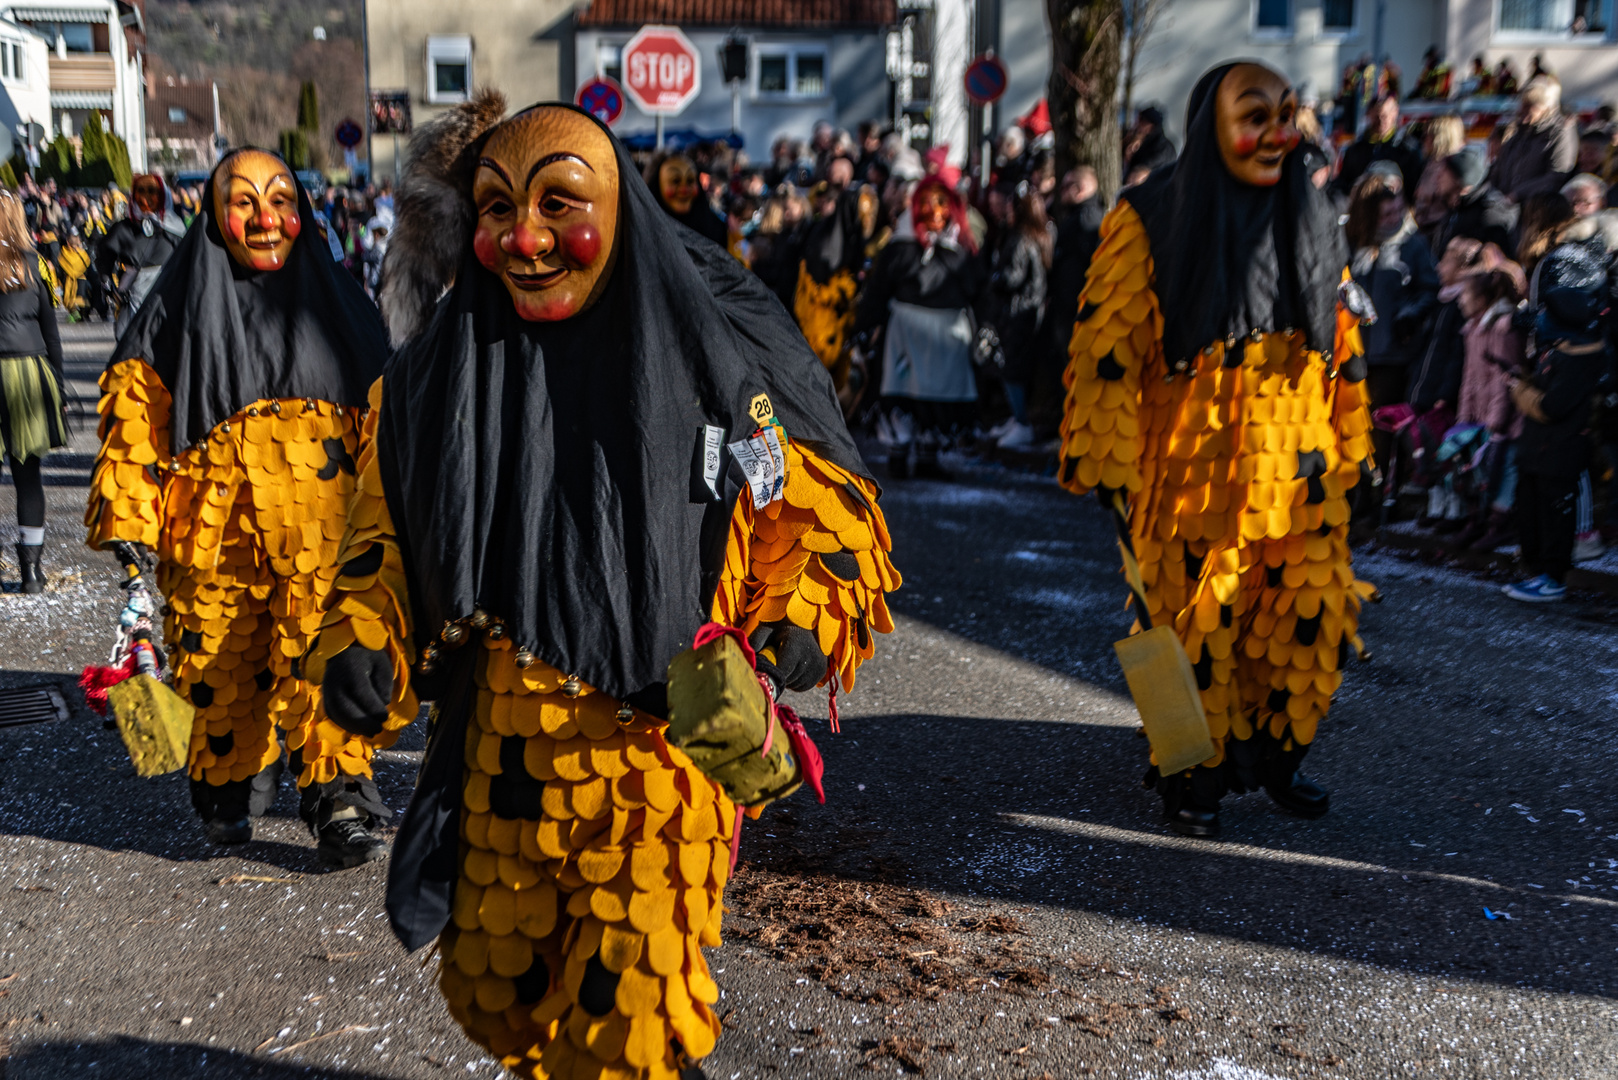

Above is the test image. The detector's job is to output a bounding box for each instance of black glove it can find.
[108,539,155,574]
[319,645,393,738]
[749,620,829,694]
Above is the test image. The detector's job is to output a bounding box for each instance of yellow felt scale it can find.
[1060,203,1374,771]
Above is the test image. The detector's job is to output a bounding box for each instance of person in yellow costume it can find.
[793,171,876,390]
[1059,61,1376,838]
[304,94,900,1079]
[85,149,391,860]
[56,228,91,314]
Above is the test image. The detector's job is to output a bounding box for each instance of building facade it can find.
[364,0,577,182]
[0,0,147,169]
[574,0,895,159]
[0,16,52,154]
[146,75,216,175]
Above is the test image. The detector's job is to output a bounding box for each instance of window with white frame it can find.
[425,35,472,104]
[1322,0,1356,32]
[596,41,624,84]
[1499,0,1611,35]
[1254,0,1291,33]
[13,44,22,81]
[754,44,828,98]
[1,41,10,80]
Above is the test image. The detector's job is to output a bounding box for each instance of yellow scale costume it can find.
[86,358,371,802]
[305,380,900,1079]
[793,265,858,387]
[1059,201,1374,771]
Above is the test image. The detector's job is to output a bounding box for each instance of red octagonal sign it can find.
[621,24,701,116]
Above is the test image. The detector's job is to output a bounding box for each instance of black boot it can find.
[192,776,254,844]
[16,543,44,594]
[1155,765,1222,838]
[317,815,388,868]
[1263,771,1330,818]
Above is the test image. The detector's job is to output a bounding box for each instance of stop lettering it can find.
[620,25,701,115]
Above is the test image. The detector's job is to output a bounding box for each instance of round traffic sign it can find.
[964,54,1008,107]
[334,118,363,148]
[577,76,625,125]
[621,24,702,116]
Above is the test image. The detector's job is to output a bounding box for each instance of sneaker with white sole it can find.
[996,421,1036,449]
[1503,575,1567,602]
[1572,532,1605,562]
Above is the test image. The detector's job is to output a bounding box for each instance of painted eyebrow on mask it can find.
[477,157,515,186]
[527,152,593,186]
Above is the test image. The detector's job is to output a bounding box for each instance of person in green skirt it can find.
[0,189,66,593]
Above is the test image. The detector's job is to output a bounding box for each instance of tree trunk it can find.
[1046,0,1123,204]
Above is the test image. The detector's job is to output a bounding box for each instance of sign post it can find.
[621,25,702,149]
[964,53,1008,185]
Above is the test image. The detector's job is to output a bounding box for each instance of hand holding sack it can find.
[666,627,805,808]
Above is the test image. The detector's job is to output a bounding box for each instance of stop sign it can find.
[621,24,701,115]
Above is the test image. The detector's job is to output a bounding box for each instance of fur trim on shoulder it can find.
[379,88,507,346]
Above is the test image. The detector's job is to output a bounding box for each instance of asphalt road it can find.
[0,319,1614,1079]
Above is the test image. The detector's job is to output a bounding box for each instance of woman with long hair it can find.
[0,189,65,592]
[985,179,1053,448]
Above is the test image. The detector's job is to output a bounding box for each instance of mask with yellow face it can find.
[471,107,621,323]
[211,150,302,271]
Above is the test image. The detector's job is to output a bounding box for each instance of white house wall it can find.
[573,27,890,158]
[998,0,1448,144]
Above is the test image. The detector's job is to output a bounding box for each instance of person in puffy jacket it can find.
[0,190,65,593]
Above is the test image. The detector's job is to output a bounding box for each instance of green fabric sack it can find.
[0,355,65,461]
[666,634,802,808]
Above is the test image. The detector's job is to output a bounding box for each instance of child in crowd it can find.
[1435,269,1526,549]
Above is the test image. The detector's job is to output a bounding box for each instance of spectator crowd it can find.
[9,55,1618,604]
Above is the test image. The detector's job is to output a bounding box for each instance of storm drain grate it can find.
[0,685,70,728]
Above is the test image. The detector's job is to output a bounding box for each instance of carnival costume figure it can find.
[1059,62,1376,837]
[85,150,391,861]
[302,95,900,1079]
[98,173,187,335]
[793,184,875,388]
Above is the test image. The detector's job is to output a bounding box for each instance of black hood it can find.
[802,187,865,284]
[375,103,869,706]
[110,151,388,452]
[1122,63,1345,370]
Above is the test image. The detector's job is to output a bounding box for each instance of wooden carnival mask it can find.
[131,174,164,216]
[473,107,620,322]
[1215,63,1301,188]
[657,154,699,215]
[212,150,302,271]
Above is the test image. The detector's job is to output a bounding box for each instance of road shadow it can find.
[735,708,1618,1000]
[0,668,427,873]
[0,1034,403,1079]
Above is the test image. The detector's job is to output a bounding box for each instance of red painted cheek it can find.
[473,226,501,271]
[1233,134,1260,157]
[283,214,301,239]
[227,215,247,243]
[559,223,601,268]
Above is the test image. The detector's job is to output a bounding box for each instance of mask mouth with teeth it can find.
[212,149,303,272]
[470,107,621,322]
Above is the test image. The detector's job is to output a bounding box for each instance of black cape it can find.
[1122,64,1344,371]
[110,154,388,453]
[801,188,865,285]
[378,105,869,949]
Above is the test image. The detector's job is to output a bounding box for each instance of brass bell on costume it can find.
[441,621,468,648]
[561,675,582,697]
[513,648,535,669]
